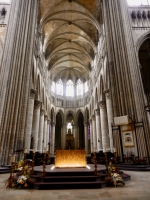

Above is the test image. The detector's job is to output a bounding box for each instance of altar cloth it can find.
[55,150,86,168]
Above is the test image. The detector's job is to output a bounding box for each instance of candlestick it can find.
[114,148,116,153]
[104,152,108,174]
[94,151,98,176]
[42,151,47,177]
[31,151,36,174]
[6,160,14,188]
[103,147,106,153]
[11,156,15,163]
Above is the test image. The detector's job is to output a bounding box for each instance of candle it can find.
[114,148,116,153]
[11,156,15,163]
[103,147,106,152]
[24,149,27,153]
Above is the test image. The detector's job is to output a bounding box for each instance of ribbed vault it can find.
[39,0,101,82]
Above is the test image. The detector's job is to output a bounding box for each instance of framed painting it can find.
[123,130,135,147]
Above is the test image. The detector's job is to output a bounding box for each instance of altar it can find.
[55,149,86,168]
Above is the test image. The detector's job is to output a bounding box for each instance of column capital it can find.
[34,100,42,108]
[98,101,106,109]
[40,108,45,116]
[89,119,92,124]
[44,114,48,121]
[51,122,56,127]
[47,119,51,124]
[92,115,95,121]
[84,122,88,127]
[30,89,37,99]
[95,109,100,116]
[103,89,111,100]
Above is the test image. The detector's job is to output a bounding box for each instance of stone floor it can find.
[0,171,150,200]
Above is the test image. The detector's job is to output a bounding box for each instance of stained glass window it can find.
[51,81,55,93]
[76,79,83,96]
[66,79,74,96]
[56,79,63,96]
[85,81,89,93]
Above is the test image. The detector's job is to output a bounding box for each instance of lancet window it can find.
[76,79,83,96]
[66,79,74,97]
[56,79,63,96]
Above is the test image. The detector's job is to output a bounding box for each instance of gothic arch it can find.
[75,109,84,125]
[56,109,64,124]
[136,31,150,51]
[65,110,75,122]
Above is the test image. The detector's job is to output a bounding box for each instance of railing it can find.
[129,7,150,28]
[50,91,90,108]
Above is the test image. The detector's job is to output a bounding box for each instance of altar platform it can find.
[30,164,131,190]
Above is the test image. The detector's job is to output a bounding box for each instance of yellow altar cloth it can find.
[55,150,86,168]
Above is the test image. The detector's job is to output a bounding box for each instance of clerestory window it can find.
[56,79,63,96]
[66,79,74,97]
[76,79,83,96]
[0,0,10,3]
[127,0,150,6]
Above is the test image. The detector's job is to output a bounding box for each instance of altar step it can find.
[118,163,150,171]
[0,165,11,174]
[30,169,130,190]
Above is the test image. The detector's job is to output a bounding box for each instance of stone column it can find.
[62,124,66,150]
[32,100,41,151]
[84,123,88,154]
[43,114,48,150]
[38,108,45,153]
[24,89,37,152]
[92,115,97,150]
[98,101,110,149]
[0,0,38,165]
[51,122,56,155]
[95,109,102,151]
[89,119,93,152]
[104,89,114,152]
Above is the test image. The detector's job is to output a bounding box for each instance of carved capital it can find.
[47,119,51,125]
[44,114,48,121]
[98,101,106,109]
[95,109,100,116]
[34,100,42,109]
[40,109,45,116]
[89,119,92,124]
[30,89,37,99]
[84,122,88,127]
[92,115,95,121]
[103,89,111,100]
[51,122,56,127]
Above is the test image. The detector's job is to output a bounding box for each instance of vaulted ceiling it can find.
[39,0,101,83]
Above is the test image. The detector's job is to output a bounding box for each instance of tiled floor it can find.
[0,171,150,200]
